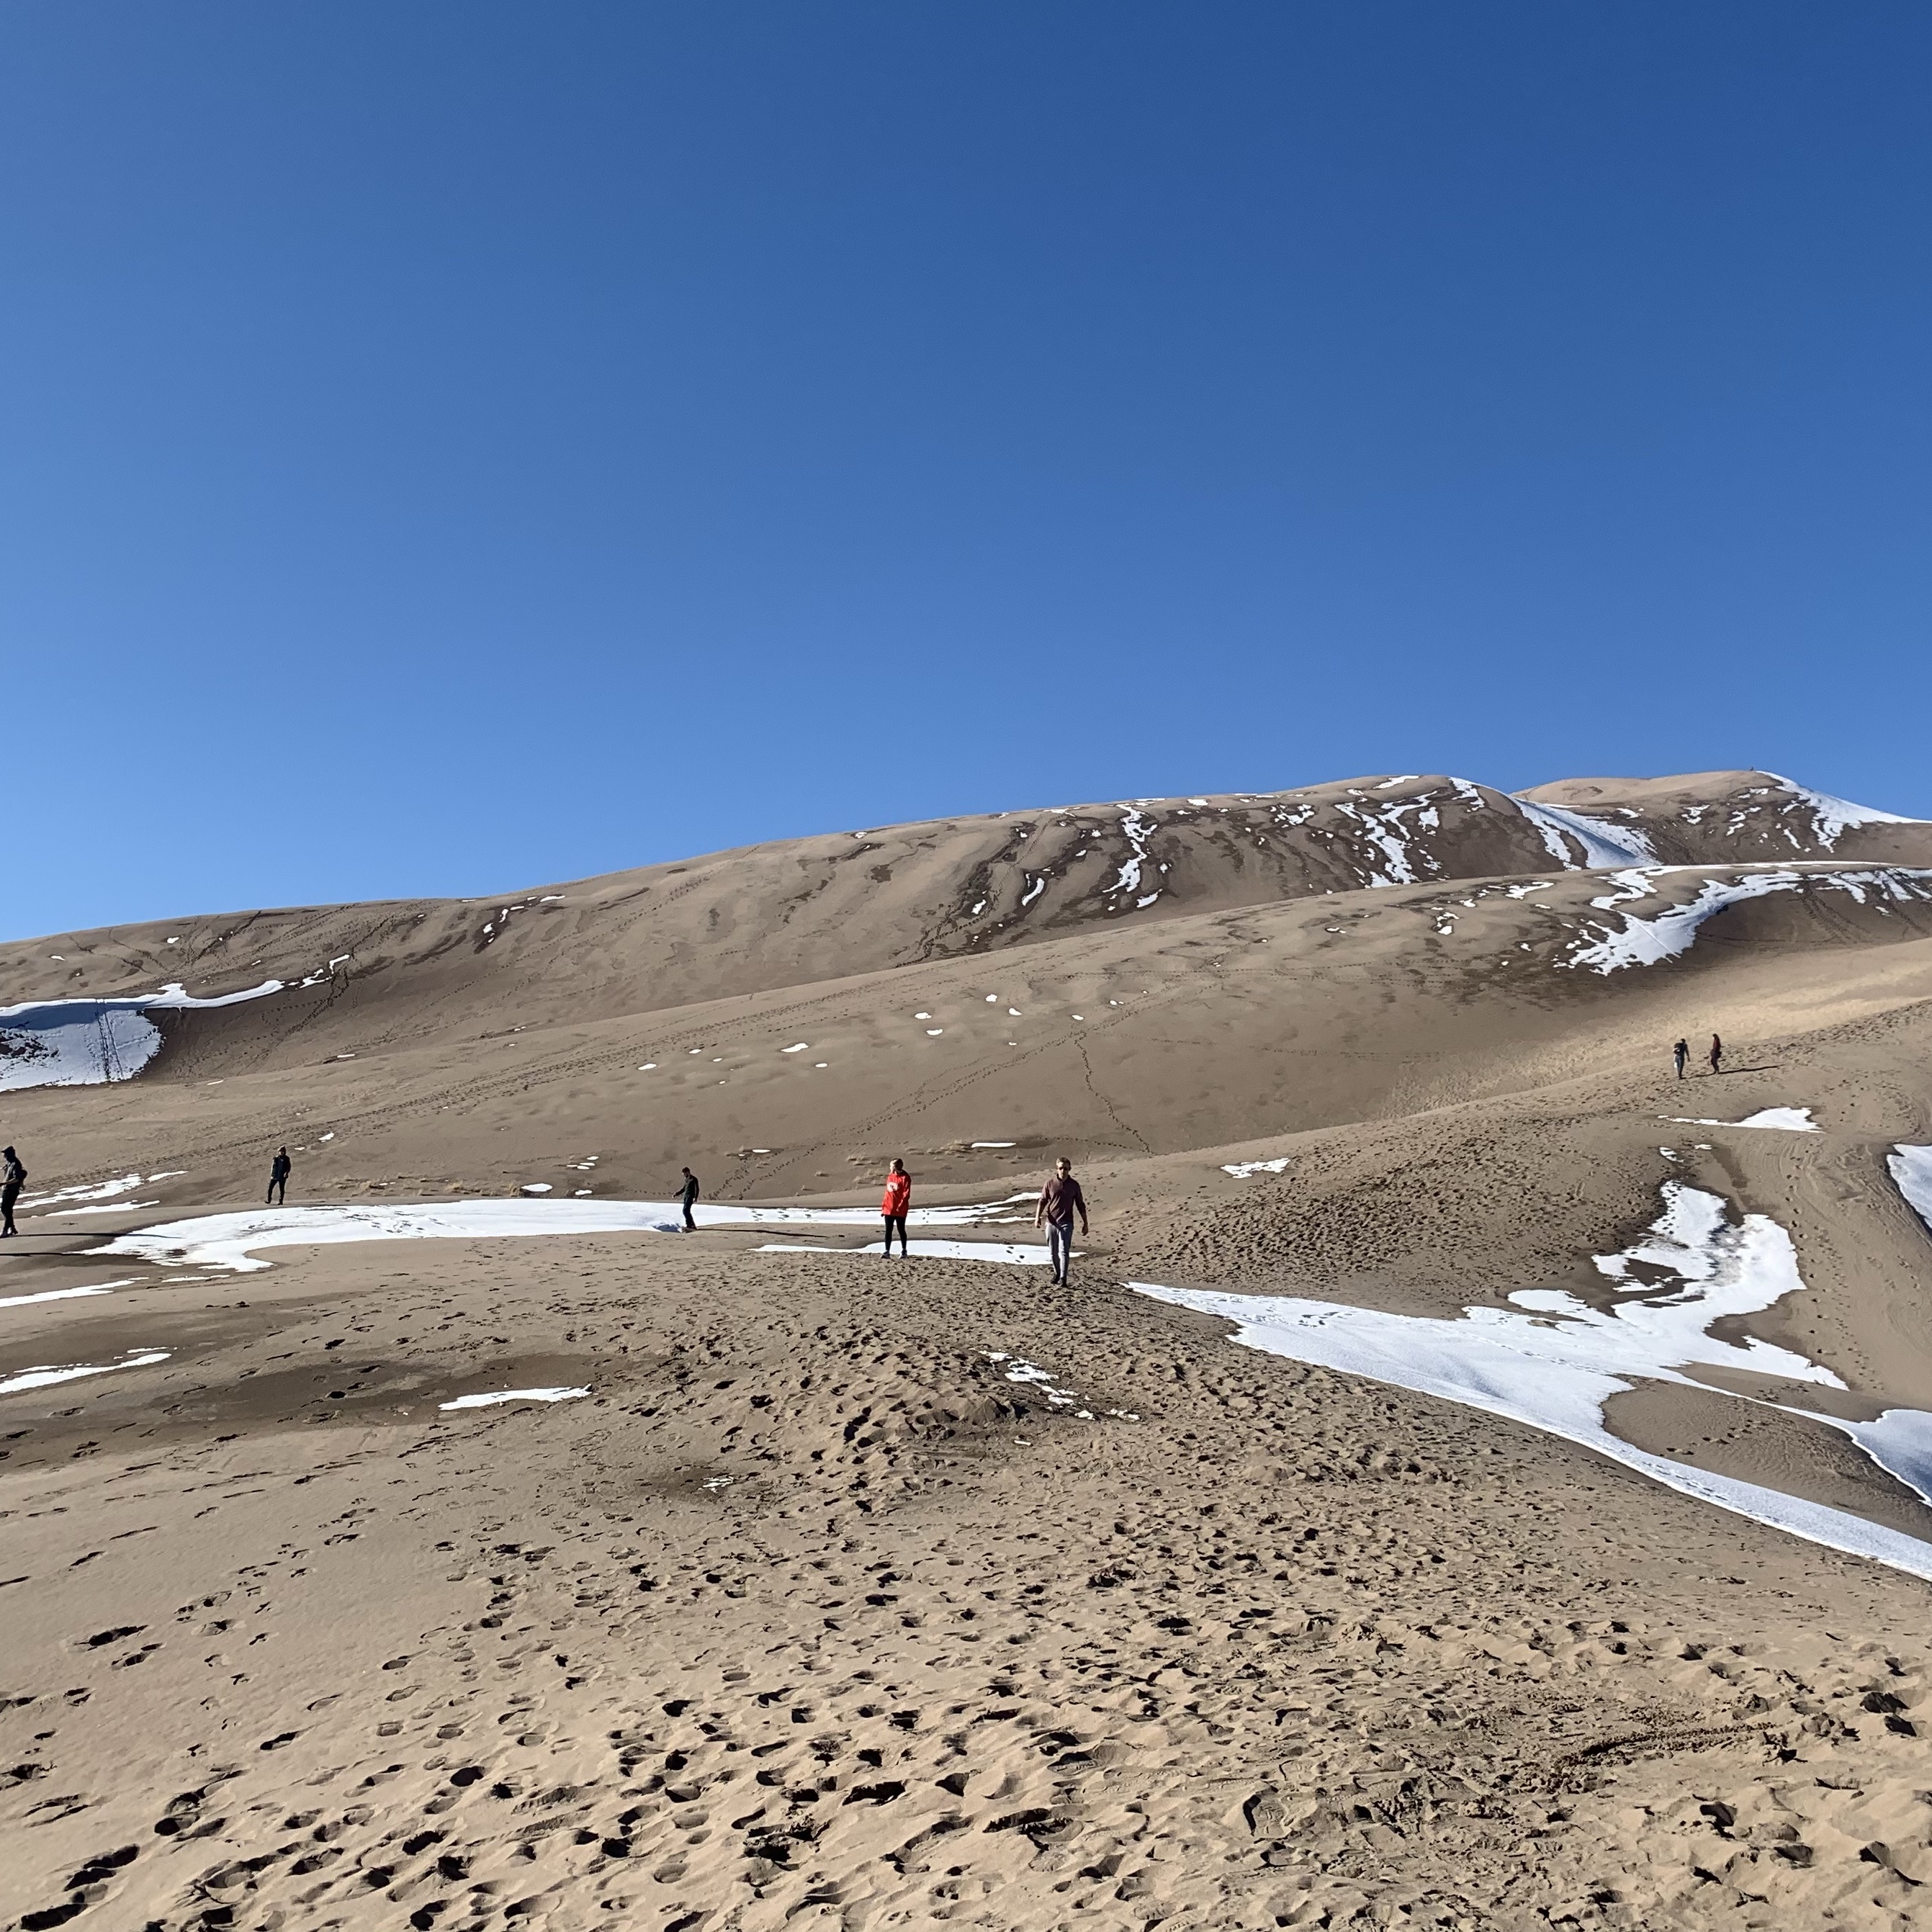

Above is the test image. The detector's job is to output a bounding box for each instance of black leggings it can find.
[882,1214,907,1254]
[267,1178,287,1205]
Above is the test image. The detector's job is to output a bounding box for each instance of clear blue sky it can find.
[5,4,1929,940]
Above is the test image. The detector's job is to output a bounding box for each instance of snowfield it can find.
[1560,867,1932,974]
[0,981,285,1092]
[1135,1181,1932,1583]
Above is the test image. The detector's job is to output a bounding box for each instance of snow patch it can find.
[95,1195,1041,1273]
[1664,1107,1819,1132]
[1133,1181,1932,1583]
[759,1239,1061,1265]
[1514,799,1657,869]
[1761,773,1922,848]
[439,1387,589,1411]
[1107,809,1156,901]
[1565,868,1932,972]
[0,1281,138,1310]
[0,981,285,1092]
[1,1349,171,1396]
[1890,1146,1932,1241]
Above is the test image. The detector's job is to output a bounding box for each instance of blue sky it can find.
[5,3,1929,939]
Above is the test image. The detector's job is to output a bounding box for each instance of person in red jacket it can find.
[881,1159,912,1258]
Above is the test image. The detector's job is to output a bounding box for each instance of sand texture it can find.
[5,766,1932,1931]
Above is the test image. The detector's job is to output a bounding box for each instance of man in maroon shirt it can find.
[1034,1157,1089,1287]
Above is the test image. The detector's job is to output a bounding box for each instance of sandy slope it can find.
[7,1241,1932,1932]
[4,770,1926,1020]
[6,768,1932,1930]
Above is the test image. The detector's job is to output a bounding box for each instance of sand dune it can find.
[6,767,1932,1930]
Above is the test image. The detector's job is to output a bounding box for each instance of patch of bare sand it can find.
[6,1239,1932,1932]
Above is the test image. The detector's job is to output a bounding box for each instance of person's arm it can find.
[1077,1182,1089,1234]
[1033,1185,1047,1229]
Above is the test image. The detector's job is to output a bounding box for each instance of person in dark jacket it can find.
[1034,1157,1089,1288]
[1673,1039,1689,1079]
[678,1167,701,1232]
[0,1146,24,1237]
[266,1146,292,1205]
[1709,1033,1724,1075]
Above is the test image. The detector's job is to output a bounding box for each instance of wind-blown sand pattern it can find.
[8,766,1932,1931]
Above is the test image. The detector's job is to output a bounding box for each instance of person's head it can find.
[278,1145,287,1154]
[1054,1157,1071,1177]
[2,1146,13,1159]
[682,1166,693,1176]
[890,1158,904,1174]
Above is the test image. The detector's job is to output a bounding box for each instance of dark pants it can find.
[0,1182,17,1236]
[1674,1056,1686,1079]
[882,1214,908,1256]
[683,1200,697,1231]
[267,1177,287,1205]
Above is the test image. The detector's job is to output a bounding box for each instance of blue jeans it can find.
[1047,1220,1075,1280]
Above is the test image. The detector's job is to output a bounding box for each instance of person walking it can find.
[1709,1033,1724,1075]
[266,1146,292,1205]
[678,1166,701,1232]
[1673,1039,1689,1080]
[0,1145,24,1238]
[880,1158,912,1259]
[1034,1156,1089,1288]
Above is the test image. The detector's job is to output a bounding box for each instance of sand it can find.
[6,767,1932,1930]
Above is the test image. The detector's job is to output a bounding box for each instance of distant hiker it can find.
[1709,1033,1724,1075]
[1673,1039,1689,1080]
[678,1166,701,1232]
[0,1146,23,1238]
[266,1146,292,1205]
[881,1159,912,1259]
[1034,1157,1089,1288]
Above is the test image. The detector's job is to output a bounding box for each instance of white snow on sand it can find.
[1833,1408,1932,1512]
[1223,1157,1291,1178]
[19,1171,180,1210]
[758,1239,1062,1265]
[0,1348,171,1396]
[95,1195,1040,1273]
[0,981,285,1092]
[1664,1107,1819,1132]
[439,1387,589,1411]
[1326,791,1461,888]
[1563,868,1932,974]
[1758,774,1923,848]
[0,1281,138,1310]
[1514,799,1656,869]
[1890,1146,1932,1241]
[1107,809,1157,901]
[1133,1181,1932,1583]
